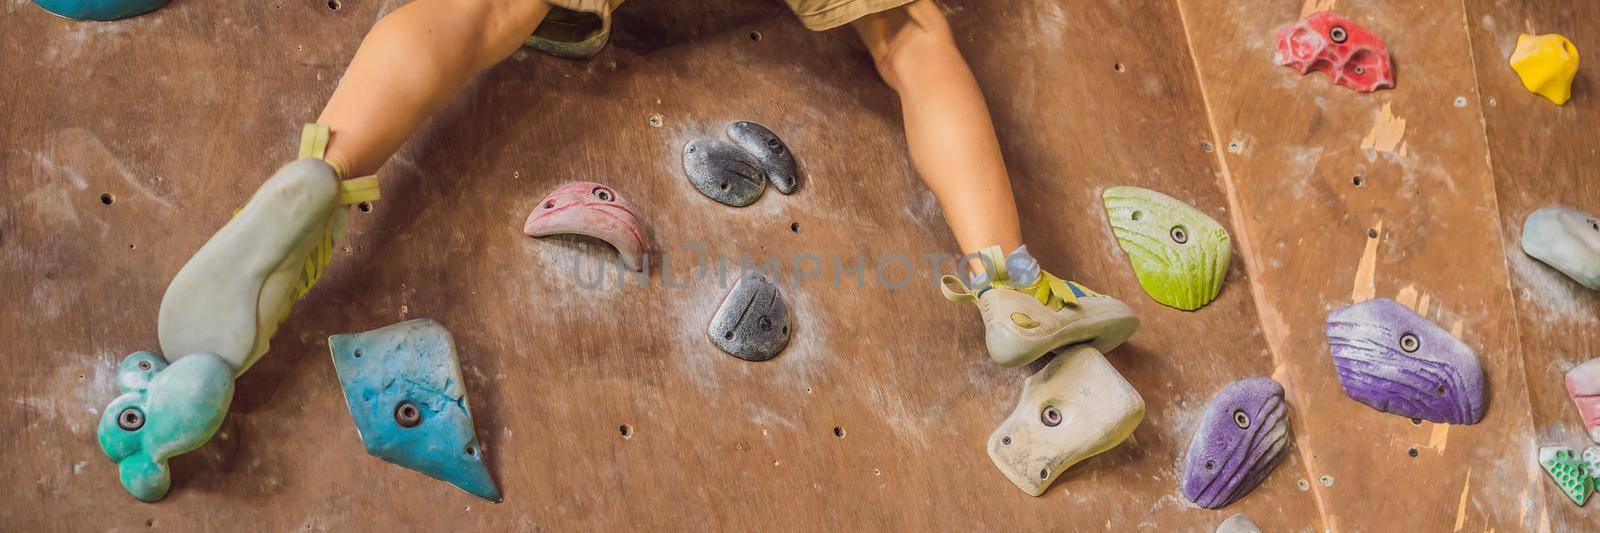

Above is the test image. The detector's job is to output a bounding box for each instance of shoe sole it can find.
[988,298,1141,368]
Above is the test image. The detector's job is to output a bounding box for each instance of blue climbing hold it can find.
[33,0,169,21]
[329,319,501,502]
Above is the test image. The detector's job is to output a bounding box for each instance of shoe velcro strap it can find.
[940,275,977,302]
[299,124,380,202]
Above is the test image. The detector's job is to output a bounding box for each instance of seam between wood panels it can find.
[1456,1,1549,530]
[1171,1,1335,531]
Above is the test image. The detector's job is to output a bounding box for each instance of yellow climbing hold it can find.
[1510,33,1579,105]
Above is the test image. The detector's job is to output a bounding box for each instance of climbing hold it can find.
[1510,34,1579,105]
[1584,446,1600,478]
[727,121,798,195]
[708,272,791,361]
[523,181,650,272]
[32,0,168,21]
[1215,514,1263,533]
[987,345,1144,496]
[1273,11,1395,92]
[1566,357,1600,443]
[329,319,501,502]
[1102,186,1231,311]
[523,5,610,60]
[1539,446,1595,506]
[1325,298,1486,424]
[1181,377,1291,509]
[97,351,234,502]
[1522,206,1600,290]
[683,139,767,207]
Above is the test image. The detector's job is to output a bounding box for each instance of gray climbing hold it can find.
[1522,205,1600,290]
[727,121,798,194]
[1215,514,1262,533]
[683,139,766,207]
[708,273,791,361]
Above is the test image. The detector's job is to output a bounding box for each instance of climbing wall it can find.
[0,0,1595,530]
[1463,1,1600,530]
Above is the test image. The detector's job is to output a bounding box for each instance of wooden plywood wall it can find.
[1,0,1596,530]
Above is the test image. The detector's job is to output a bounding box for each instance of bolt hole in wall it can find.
[1113,62,1125,73]
[1352,175,1364,187]
[833,426,845,438]
[619,424,633,439]
[750,31,762,42]
[357,201,373,213]
[790,222,801,233]
[327,0,340,11]
[1368,228,1379,239]
[100,193,115,205]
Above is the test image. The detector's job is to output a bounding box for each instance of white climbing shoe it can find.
[157,125,378,374]
[942,246,1140,367]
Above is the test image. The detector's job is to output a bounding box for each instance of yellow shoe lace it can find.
[940,245,1100,310]
[235,124,381,305]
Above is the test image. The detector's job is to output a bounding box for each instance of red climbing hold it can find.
[1274,11,1395,93]
[523,181,650,272]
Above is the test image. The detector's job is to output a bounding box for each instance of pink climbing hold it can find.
[1567,358,1600,443]
[523,181,650,272]
[1274,11,1395,92]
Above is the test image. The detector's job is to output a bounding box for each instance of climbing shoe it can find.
[942,245,1140,368]
[525,5,611,60]
[157,124,379,374]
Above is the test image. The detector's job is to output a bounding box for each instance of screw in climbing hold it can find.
[1319,474,1334,486]
[1200,140,1214,153]
[1454,96,1468,108]
[648,114,664,128]
[1227,140,1242,153]
[394,401,422,428]
[1297,479,1310,491]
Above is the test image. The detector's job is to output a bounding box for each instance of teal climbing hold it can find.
[329,319,501,502]
[33,0,169,21]
[97,351,234,502]
[1102,186,1232,311]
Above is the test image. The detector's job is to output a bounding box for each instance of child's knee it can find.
[857,1,959,88]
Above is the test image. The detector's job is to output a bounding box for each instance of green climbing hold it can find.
[1540,446,1595,506]
[1102,186,1232,311]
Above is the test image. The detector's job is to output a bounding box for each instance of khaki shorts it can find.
[548,0,916,33]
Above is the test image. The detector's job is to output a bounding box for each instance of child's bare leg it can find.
[854,1,1139,370]
[851,0,1021,266]
[317,0,552,178]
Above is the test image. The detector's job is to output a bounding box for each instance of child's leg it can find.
[850,1,1139,370]
[850,0,1022,264]
[317,0,552,178]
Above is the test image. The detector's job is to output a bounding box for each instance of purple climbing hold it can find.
[1181,377,1291,509]
[1325,298,1486,424]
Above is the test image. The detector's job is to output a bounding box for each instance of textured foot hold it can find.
[987,345,1144,496]
[1511,34,1580,105]
[727,121,798,194]
[1540,446,1595,506]
[708,273,792,361]
[683,139,766,207]
[329,319,501,502]
[97,351,234,502]
[1522,206,1600,290]
[1325,298,1486,424]
[1567,358,1600,443]
[32,0,168,21]
[1180,377,1290,509]
[524,181,650,272]
[1274,11,1395,92]
[1102,186,1231,310]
